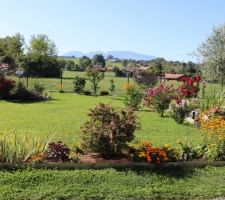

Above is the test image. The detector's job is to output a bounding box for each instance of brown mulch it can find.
[77,153,133,164]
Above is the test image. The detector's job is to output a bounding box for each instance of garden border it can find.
[0,160,225,170]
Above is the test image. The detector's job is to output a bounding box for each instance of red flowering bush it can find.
[144,84,174,117]
[176,76,201,99]
[0,77,15,99]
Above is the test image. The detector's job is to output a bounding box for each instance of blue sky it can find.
[0,0,225,61]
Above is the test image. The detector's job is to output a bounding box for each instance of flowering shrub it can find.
[129,141,178,163]
[0,77,15,99]
[176,76,201,99]
[145,84,174,117]
[81,103,137,158]
[123,83,143,110]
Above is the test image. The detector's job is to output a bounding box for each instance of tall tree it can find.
[26,34,62,77]
[79,56,92,70]
[92,54,106,68]
[197,24,225,89]
[0,33,25,69]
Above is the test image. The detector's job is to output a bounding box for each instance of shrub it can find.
[33,82,45,94]
[145,84,174,117]
[109,79,115,94]
[133,70,158,88]
[83,90,92,96]
[73,76,86,93]
[13,82,45,101]
[176,76,201,98]
[0,77,15,99]
[100,90,109,96]
[43,141,70,162]
[171,100,191,124]
[123,83,143,110]
[81,103,137,158]
[177,141,201,161]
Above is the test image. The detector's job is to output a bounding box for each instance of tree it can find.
[0,33,25,69]
[26,34,62,77]
[86,67,104,96]
[65,60,76,71]
[122,59,128,67]
[197,24,225,90]
[107,55,114,60]
[79,56,92,71]
[92,54,106,68]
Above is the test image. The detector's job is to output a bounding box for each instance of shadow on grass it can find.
[116,165,196,179]
[5,97,59,104]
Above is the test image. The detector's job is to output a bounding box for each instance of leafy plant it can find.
[0,77,15,99]
[171,100,191,124]
[109,79,115,94]
[43,141,70,162]
[73,76,86,93]
[99,90,109,96]
[83,90,92,96]
[0,133,52,164]
[123,83,143,110]
[86,67,104,96]
[145,84,174,117]
[81,103,137,158]
[13,82,45,101]
[33,82,45,94]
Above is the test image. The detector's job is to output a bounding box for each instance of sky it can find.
[0,0,225,62]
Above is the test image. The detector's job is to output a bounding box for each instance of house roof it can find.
[165,73,185,79]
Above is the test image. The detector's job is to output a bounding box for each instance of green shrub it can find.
[83,90,92,96]
[73,76,86,93]
[171,101,191,124]
[109,79,116,94]
[123,84,143,110]
[13,82,45,101]
[81,103,137,158]
[33,82,45,94]
[100,90,109,96]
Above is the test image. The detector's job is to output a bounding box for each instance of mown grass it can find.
[0,166,224,199]
[0,92,201,146]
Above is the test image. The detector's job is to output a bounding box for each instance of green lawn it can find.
[0,166,224,199]
[0,92,201,146]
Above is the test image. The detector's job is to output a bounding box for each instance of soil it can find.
[77,153,133,164]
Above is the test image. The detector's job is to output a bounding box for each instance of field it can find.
[1,71,205,146]
[1,71,225,199]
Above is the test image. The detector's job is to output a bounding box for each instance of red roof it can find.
[165,74,185,79]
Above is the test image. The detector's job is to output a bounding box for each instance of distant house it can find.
[164,73,186,81]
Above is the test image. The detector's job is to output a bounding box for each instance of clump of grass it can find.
[0,132,53,163]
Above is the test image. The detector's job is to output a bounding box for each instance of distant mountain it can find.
[63,50,155,61]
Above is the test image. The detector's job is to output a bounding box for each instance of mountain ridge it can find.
[62,50,155,61]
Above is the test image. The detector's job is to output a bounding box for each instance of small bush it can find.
[13,82,45,101]
[81,103,137,158]
[73,76,86,93]
[83,90,92,96]
[145,84,174,117]
[123,83,143,110]
[100,90,109,96]
[33,82,45,94]
[0,77,15,99]
[171,100,191,124]
[43,141,70,162]
[109,79,115,94]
